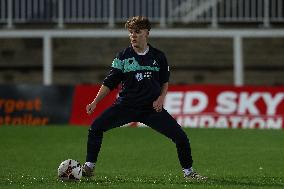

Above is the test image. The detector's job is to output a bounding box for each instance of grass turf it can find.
[0,126,283,189]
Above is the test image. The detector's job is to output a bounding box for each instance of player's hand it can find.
[153,96,164,112]
[86,102,96,115]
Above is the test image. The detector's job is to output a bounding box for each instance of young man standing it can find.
[83,16,206,181]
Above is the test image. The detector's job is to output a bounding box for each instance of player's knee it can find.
[88,127,103,138]
[174,133,190,145]
[89,119,105,134]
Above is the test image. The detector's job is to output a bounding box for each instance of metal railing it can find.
[0,0,284,28]
[1,28,284,85]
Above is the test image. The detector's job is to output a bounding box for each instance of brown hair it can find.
[125,16,151,31]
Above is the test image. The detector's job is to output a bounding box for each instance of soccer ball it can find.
[57,159,82,181]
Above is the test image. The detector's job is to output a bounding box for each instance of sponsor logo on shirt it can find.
[112,57,160,73]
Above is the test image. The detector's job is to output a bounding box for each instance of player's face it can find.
[128,29,149,49]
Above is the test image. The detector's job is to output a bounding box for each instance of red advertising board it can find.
[69,85,118,125]
[70,84,284,129]
[165,85,284,129]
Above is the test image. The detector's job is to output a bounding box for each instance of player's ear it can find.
[146,30,149,36]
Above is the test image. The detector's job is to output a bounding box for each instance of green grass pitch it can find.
[0,126,284,189]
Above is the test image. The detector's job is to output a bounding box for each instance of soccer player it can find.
[82,16,206,181]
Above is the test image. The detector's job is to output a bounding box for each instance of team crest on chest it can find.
[135,73,143,81]
[135,72,152,81]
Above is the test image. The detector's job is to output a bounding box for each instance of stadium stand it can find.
[0,0,284,85]
[1,0,284,28]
